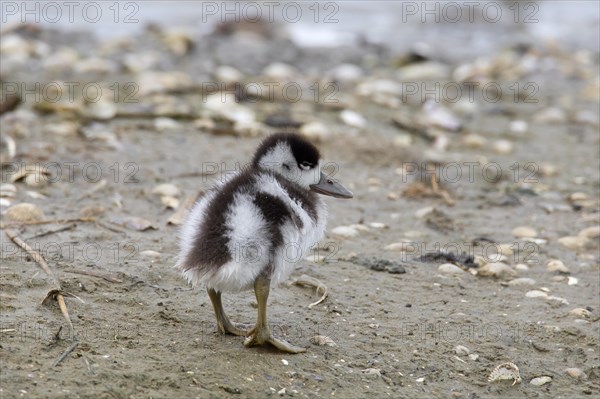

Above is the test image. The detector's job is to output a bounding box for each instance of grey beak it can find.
[310,172,353,199]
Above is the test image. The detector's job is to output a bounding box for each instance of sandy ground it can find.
[1,13,599,399]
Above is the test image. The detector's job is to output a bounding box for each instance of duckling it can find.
[176,133,352,353]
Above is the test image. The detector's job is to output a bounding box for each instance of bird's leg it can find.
[207,288,250,336]
[244,275,306,353]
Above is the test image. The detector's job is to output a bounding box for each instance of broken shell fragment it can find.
[488,362,521,385]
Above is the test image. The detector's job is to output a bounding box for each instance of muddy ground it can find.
[1,11,599,399]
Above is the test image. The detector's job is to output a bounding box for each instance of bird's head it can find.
[252,133,353,199]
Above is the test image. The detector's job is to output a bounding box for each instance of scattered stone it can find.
[515,263,529,271]
[512,226,538,238]
[533,107,567,124]
[331,225,359,238]
[154,117,180,131]
[478,262,516,278]
[468,354,479,361]
[508,277,536,286]
[300,121,330,141]
[578,226,600,239]
[438,263,465,275]
[558,235,588,251]
[214,65,244,84]
[567,276,578,286]
[152,183,180,197]
[509,120,528,134]
[462,133,487,148]
[546,259,570,273]
[140,250,162,258]
[493,140,514,155]
[569,308,591,318]
[5,203,45,223]
[363,368,381,377]
[339,110,367,128]
[564,368,587,380]
[529,376,552,386]
[327,63,363,83]
[526,290,548,299]
[263,62,296,80]
[281,359,289,366]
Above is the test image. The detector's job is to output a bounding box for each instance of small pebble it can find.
[569,308,591,318]
[567,276,578,286]
[152,183,180,197]
[512,226,538,238]
[438,263,465,275]
[339,110,366,128]
[558,235,588,251]
[281,359,289,366]
[509,120,528,134]
[468,354,479,361]
[300,121,329,141]
[454,345,470,356]
[508,277,536,286]
[578,226,600,239]
[515,263,529,271]
[564,368,587,380]
[546,259,570,273]
[529,376,552,386]
[478,262,516,278]
[526,290,548,299]
[492,140,514,155]
[331,226,359,238]
[154,117,180,131]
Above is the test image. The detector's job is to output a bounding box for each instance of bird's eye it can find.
[282,163,291,170]
[299,161,313,170]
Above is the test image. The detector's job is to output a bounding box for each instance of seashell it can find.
[5,203,45,223]
[512,226,537,238]
[525,290,548,298]
[488,362,521,385]
[339,110,366,128]
[152,183,180,197]
[454,345,470,355]
[529,376,552,386]
[478,262,516,278]
[546,259,569,273]
[558,235,588,251]
[331,226,359,238]
[140,250,162,258]
[438,263,465,275]
[569,308,591,318]
[311,335,336,347]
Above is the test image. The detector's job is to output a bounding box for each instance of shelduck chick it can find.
[176,133,352,353]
